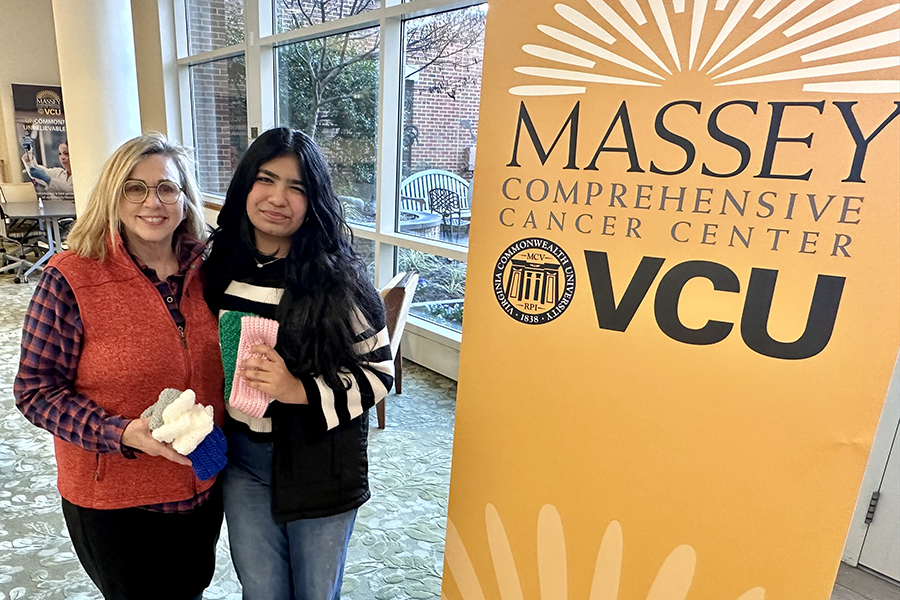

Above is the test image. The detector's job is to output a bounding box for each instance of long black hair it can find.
[204,128,383,389]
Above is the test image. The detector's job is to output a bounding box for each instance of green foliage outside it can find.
[274,1,485,216]
[271,1,486,331]
[277,31,379,213]
[399,248,467,329]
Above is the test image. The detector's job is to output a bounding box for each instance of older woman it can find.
[14,133,224,600]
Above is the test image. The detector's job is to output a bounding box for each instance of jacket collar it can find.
[107,232,206,285]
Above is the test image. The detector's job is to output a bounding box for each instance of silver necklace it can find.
[254,255,284,269]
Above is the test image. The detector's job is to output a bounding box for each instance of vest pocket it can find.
[335,417,368,491]
[93,453,105,482]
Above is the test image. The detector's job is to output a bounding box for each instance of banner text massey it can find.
[497,99,900,359]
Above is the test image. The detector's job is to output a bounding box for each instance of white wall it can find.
[0,0,61,184]
[843,353,900,567]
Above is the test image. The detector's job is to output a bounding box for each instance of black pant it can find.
[61,484,223,600]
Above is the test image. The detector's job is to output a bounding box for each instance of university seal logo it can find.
[493,238,576,324]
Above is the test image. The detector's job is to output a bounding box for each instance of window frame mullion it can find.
[374,14,403,288]
[177,0,483,341]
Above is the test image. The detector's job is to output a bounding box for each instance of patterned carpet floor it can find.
[0,272,456,600]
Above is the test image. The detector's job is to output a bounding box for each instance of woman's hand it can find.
[121,418,192,466]
[241,345,309,405]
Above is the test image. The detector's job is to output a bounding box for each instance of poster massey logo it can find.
[493,0,900,357]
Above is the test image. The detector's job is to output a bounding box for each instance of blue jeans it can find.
[222,427,357,600]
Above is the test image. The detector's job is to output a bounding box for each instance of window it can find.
[399,7,486,248]
[399,249,466,333]
[186,0,245,53]
[189,56,248,195]
[178,0,485,341]
[274,0,380,33]
[276,28,379,228]
[352,236,376,281]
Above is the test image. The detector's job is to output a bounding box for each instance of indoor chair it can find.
[0,183,43,281]
[376,271,419,429]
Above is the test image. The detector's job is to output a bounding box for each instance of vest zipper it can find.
[142,255,197,408]
[180,261,204,393]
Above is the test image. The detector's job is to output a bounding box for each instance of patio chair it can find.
[399,169,471,217]
[428,188,468,241]
[376,271,419,429]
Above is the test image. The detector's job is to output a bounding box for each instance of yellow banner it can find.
[445,1,900,599]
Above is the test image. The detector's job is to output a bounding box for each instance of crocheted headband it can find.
[228,316,280,419]
[141,388,227,481]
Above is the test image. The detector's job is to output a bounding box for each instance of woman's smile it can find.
[260,209,288,222]
[137,215,169,225]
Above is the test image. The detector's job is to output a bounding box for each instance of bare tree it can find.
[404,7,486,98]
[278,0,380,139]
[277,0,485,137]
[275,0,485,203]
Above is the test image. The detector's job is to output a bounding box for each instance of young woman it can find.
[15,133,224,600]
[203,128,394,600]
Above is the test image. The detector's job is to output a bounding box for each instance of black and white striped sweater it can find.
[219,261,394,436]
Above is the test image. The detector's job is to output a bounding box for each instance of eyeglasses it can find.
[122,180,183,205]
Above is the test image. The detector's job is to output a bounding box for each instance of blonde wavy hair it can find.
[66,132,207,261]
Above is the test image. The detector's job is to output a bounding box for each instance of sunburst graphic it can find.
[509,0,900,95]
[442,504,764,600]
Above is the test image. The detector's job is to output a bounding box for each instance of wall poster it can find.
[12,84,73,202]
[446,0,899,599]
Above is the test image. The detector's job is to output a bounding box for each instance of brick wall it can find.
[188,0,247,194]
[404,65,482,179]
[187,0,243,52]
[402,10,485,181]
[191,57,247,195]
